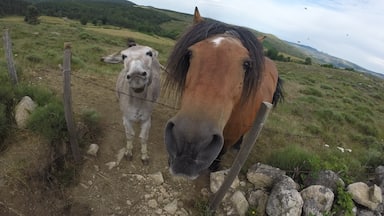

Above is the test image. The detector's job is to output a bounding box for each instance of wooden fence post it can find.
[63,42,81,163]
[2,28,18,85]
[209,102,273,213]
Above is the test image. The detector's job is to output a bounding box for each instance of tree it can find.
[24,5,40,25]
[80,17,88,25]
[265,47,279,60]
[304,57,312,65]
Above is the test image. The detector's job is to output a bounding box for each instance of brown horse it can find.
[164,8,283,179]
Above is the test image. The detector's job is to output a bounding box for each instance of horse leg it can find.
[123,117,135,160]
[139,118,151,165]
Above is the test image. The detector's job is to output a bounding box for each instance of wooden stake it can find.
[209,102,273,213]
[63,42,81,162]
[2,29,18,85]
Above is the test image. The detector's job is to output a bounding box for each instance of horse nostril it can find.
[126,75,131,79]
[142,71,147,76]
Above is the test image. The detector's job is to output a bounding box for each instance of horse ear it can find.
[193,7,204,24]
[257,35,267,42]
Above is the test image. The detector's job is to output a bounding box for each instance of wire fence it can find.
[69,69,330,145]
[71,72,179,111]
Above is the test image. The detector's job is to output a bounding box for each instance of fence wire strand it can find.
[69,71,326,142]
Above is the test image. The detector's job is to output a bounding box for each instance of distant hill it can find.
[288,42,383,78]
[3,0,380,77]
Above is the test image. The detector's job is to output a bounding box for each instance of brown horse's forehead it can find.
[191,35,248,56]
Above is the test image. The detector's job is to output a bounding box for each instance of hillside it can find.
[288,41,382,77]
[1,0,380,74]
[1,15,384,215]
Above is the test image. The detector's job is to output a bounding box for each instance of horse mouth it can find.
[165,120,224,179]
[167,156,207,180]
[132,87,145,93]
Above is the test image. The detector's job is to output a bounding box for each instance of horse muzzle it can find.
[164,116,224,179]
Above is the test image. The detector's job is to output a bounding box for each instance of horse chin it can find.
[168,166,199,180]
[168,156,210,180]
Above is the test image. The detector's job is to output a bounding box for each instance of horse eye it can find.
[186,50,192,57]
[146,51,153,57]
[243,61,251,72]
[184,50,192,62]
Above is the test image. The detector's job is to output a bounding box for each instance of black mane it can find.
[165,20,265,100]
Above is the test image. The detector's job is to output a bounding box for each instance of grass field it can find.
[1,16,384,182]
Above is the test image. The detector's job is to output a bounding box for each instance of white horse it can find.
[114,45,161,165]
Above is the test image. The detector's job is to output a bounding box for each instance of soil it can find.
[0,68,229,215]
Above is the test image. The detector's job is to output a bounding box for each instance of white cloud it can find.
[133,0,384,74]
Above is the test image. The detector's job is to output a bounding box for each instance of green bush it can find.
[0,103,8,148]
[26,54,43,63]
[320,150,363,181]
[78,109,101,145]
[266,144,322,173]
[333,183,354,215]
[27,101,67,142]
[15,85,55,106]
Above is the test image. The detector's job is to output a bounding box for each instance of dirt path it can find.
[0,68,215,216]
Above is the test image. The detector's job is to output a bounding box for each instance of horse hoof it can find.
[141,158,149,165]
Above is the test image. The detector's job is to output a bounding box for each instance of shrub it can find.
[27,101,67,142]
[26,54,43,63]
[15,85,55,106]
[266,144,322,173]
[333,183,354,215]
[78,109,101,145]
[320,150,363,181]
[0,103,8,148]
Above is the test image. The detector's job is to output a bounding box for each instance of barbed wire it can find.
[70,71,327,142]
[71,72,179,111]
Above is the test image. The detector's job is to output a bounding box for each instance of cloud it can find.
[133,0,384,73]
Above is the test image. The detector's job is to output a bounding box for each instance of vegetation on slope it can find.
[1,14,383,183]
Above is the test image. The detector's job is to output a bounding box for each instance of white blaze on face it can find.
[211,37,226,47]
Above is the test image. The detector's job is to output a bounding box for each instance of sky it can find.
[132,0,384,74]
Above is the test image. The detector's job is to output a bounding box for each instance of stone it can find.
[375,166,384,188]
[116,147,126,165]
[164,199,178,214]
[210,169,240,193]
[304,170,345,193]
[14,96,37,129]
[247,189,268,216]
[86,144,99,156]
[147,199,158,208]
[148,171,164,186]
[266,175,303,216]
[105,161,117,170]
[300,185,334,216]
[231,191,249,216]
[347,182,382,210]
[246,163,285,190]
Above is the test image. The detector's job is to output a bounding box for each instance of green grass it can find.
[255,62,384,181]
[1,16,384,182]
